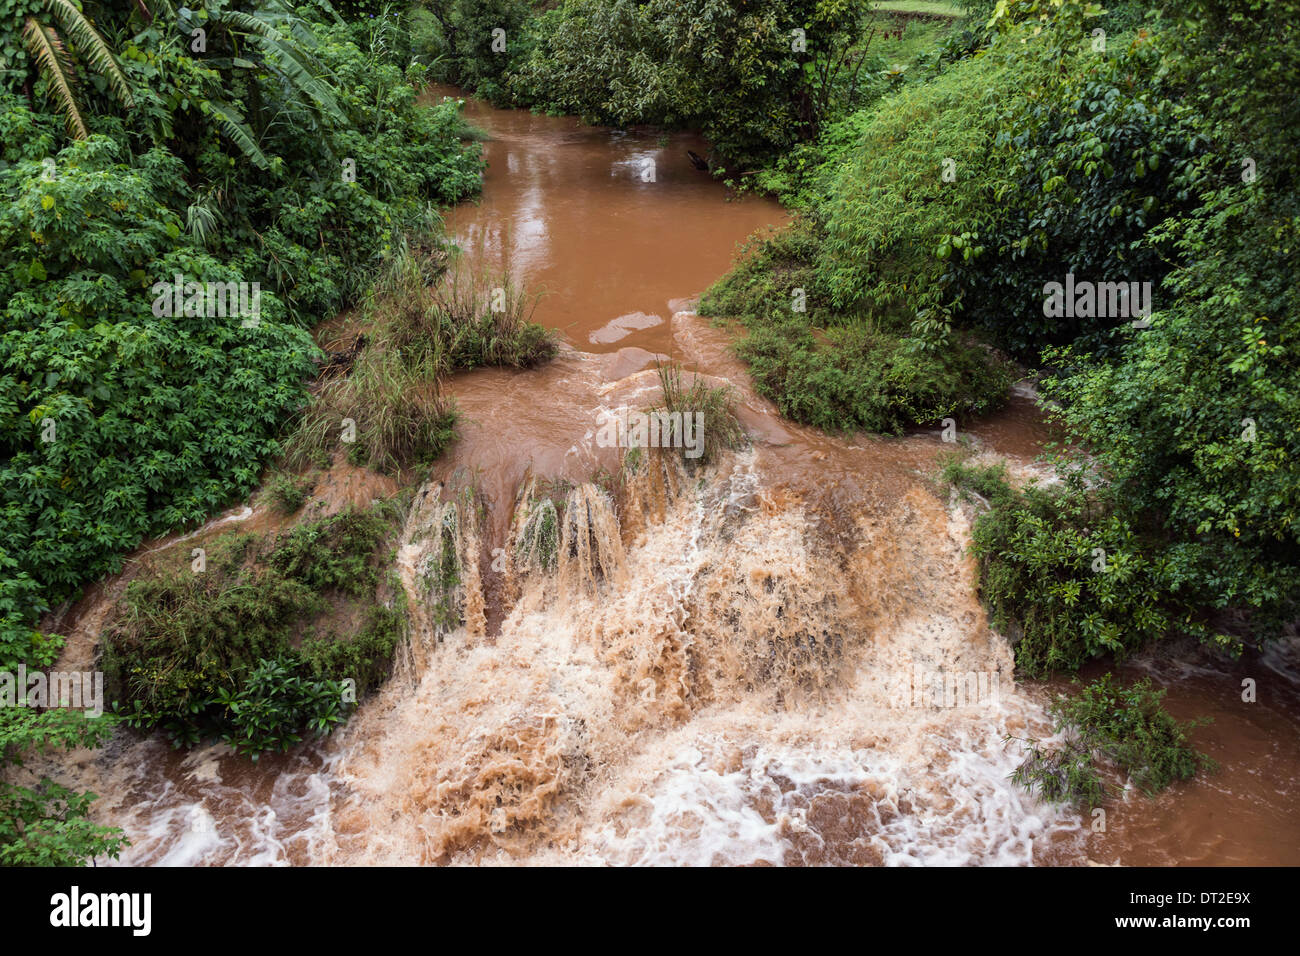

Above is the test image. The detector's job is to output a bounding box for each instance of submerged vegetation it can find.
[1010,675,1215,805]
[652,362,747,466]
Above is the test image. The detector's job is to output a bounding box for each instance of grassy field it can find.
[872,0,968,17]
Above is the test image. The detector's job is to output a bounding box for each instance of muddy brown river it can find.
[34,88,1300,867]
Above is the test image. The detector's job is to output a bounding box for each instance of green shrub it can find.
[207,658,351,761]
[937,0,1300,672]
[703,218,1013,434]
[113,12,486,323]
[267,472,311,514]
[299,602,406,699]
[509,0,884,169]
[1039,193,1300,657]
[945,17,1201,359]
[104,504,404,751]
[1008,737,1110,808]
[1054,674,1216,796]
[265,506,396,596]
[699,217,836,328]
[422,0,537,102]
[1011,674,1215,805]
[738,322,1012,434]
[816,43,1019,341]
[945,460,1175,675]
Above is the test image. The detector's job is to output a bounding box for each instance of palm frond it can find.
[255,0,326,48]
[201,99,270,169]
[23,17,87,139]
[220,11,344,124]
[42,0,135,108]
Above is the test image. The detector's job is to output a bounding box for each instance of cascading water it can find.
[29,87,1300,868]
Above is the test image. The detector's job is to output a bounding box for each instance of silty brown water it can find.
[33,89,1300,867]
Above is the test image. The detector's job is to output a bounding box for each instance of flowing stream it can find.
[34,89,1300,867]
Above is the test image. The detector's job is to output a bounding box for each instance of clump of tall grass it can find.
[284,344,458,475]
[653,362,747,466]
[284,245,557,472]
[433,249,558,369]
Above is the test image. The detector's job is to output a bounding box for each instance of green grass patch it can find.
[871,1,967,18]
[702,219,1013,434]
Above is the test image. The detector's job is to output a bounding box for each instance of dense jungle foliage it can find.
[0,0,489,864]
[104,503,407,757]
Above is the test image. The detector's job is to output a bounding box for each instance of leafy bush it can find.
[944,459,1176,675]
[1011,674,1215,805]
[0,708,127,866]
[943,0,1300,668]
[1008,736,1110,807]
[299,603,406,698]
[739,321,1013,434]
[108,5,486,323]
[104,504,405,751]
[1054,674,1215,795]
[422,0,537,102]
[1040,195,1300,652]
[266,472,311,513]
[208,658,350,760]
[945,16,1202,358]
